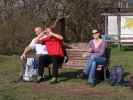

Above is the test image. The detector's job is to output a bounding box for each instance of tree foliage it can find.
[0,0,122,54]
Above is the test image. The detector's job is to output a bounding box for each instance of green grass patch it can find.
[0,48,133,100]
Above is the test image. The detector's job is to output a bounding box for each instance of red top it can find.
[42,36,64,57]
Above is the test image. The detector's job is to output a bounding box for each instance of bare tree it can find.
[0,0,128,54]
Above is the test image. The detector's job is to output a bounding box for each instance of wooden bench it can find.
[62,43,111,80]
[40,43,110,80]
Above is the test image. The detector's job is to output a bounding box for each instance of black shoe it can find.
[110,82,116,86]
[77,72,86,79]
[87,82,96,87]
[90,83,96,87]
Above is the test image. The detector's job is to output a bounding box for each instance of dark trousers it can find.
[51,56,64,77]
[38,55,64,78]
[38,55,51,77]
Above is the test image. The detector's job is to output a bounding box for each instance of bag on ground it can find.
[23,57,38,81]
[109,65,124,85]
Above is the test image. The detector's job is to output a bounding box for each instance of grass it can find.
[0,48,133,100]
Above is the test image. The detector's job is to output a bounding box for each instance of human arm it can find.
[62,42,73,49]
[82,40,93,57]
[49,32,63,40]
[82,51,91,58]
[20,39,35,60]
[35,33,48,43]
[20,46,32,60]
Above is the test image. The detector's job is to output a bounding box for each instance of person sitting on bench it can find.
[82,29,107,86]
[17,27,50,82]
[36,26,65,84]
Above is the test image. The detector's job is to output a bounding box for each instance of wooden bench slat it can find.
[63,63,85,67]
[63,48,88,68]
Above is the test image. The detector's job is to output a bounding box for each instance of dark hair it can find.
[92,32,102,39]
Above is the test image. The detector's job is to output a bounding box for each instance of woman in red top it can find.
[37,27,64,83]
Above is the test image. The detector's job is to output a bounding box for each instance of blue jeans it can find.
[83,55,106,84]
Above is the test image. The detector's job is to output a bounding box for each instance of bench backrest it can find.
[63,43,88,69]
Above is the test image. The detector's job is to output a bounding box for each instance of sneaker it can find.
[49,77,58,84]
[36,76,44,83]
[89,83,96,87]
[31,75,38,82]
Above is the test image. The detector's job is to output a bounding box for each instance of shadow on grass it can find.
[123,72,130,86]
[123,72,130,78]
[59,70,82,82]
[121,46,133,51]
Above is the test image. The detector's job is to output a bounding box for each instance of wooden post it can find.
[60,18,66,41]
[105,16,108,34]
[56,18,66,41]
[117,14,121,49]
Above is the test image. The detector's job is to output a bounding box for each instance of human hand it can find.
[39,34,48,40]
[88,48,92,52]
[82,53,89,58]
[48,32,54,36]
[20,54,26,60]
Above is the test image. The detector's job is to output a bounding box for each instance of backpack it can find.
[23,57,38,81]
[109,65,124,85]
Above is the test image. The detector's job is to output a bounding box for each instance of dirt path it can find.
[32,82,115,96]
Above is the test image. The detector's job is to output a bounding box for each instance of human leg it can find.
[50,56,63,83]
[87,56,106,84]
[83,55,96,76]
[37,55,51,82]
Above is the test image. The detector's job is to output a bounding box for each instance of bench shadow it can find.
[123,72,130,78]
[48,69,131,85]
[59,70,82,82]
[123,72,130,84]
[59,70,109,83]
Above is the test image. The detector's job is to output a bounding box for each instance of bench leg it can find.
[104,66,110,81]
[104,67,107,80]
[48,67,52,78]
